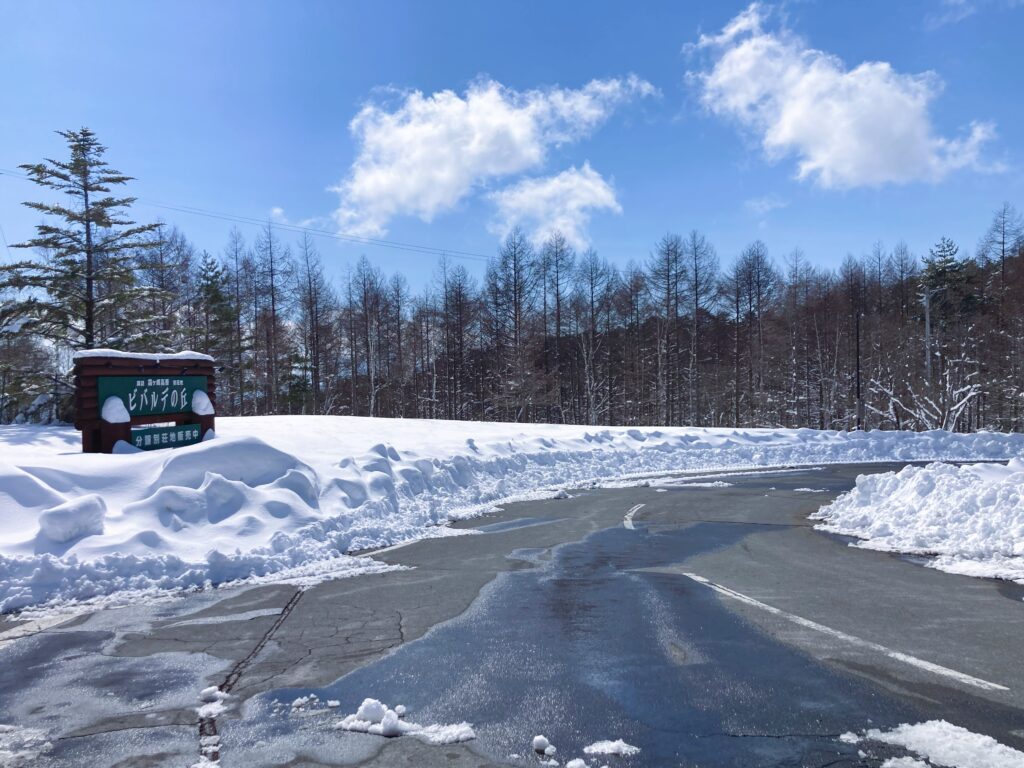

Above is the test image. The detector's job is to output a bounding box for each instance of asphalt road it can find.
[1,463,1022,767]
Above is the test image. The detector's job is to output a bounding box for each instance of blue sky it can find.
[1,0,1022,287]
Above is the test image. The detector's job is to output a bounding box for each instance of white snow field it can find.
[813,459,1024,584]
[0,417,1021,613]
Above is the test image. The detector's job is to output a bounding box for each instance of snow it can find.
[73,348,214,362]
[566,760,589,768]
[37,494,106,543]
[336,698,475,744]
[532,735,551,752]
[355,697,388,723]
[101,396,131,423]
[583,738,640,756]
[812,460,1024,584]
[0,724,53,766]
[855,720,1024,768]
[0,417,1021,613]
[196,686,230,719]
[192,390,216,415]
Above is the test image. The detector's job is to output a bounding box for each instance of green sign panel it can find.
[97,375,207,417]
[130,423,202,451]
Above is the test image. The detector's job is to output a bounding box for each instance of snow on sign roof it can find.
[73,349,215,363]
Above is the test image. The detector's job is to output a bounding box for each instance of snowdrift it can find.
[0,417,1021,612]
[813,459,1024,584]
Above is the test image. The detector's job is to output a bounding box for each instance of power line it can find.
[0,217,11,260]
[0,167,491,263]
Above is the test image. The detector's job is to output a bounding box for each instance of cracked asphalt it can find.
[1,463,1022,767]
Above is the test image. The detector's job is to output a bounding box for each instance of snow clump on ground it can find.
[335,697,475,745]
[583,738,640,756]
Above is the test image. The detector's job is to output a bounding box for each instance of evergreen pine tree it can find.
[0,128,159,350]
[195,250,234,358]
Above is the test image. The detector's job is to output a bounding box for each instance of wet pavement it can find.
[2,463,1023,767]
[231,522,927,767]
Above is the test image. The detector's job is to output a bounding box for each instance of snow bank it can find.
[812,460,1024,584]
[0,417,1021,612]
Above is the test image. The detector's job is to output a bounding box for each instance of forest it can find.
[2,129,1022,433]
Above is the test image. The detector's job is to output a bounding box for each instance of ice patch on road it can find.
[813,460,1024,585]
[336,697,475,745]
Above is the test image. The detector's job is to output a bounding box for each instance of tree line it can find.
[2,128,1022,432]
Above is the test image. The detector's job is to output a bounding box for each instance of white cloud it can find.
[690,3,998,188]
[268,207,325,229]
[333,76,655,237]
[489,163,621,249]
[926,0,1023,28]
[744,194,788,216]
[927,0,978,27]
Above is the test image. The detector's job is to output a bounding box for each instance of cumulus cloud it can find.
[689,3,998,188]
[489,163,621,250]
[333,76,655,237]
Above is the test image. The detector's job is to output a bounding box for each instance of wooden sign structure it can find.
[73,350,217,453]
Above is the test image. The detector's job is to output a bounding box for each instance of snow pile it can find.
[584,738,640,756]
[0,418,1022,612]
[813,460,1024,583]
[844,720,1024,768]
[335,698,475,745]
[197,686,230,719]
[0,724,53,767]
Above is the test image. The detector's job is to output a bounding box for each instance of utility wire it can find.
[0,167,491,263]
[0,219,11,260]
